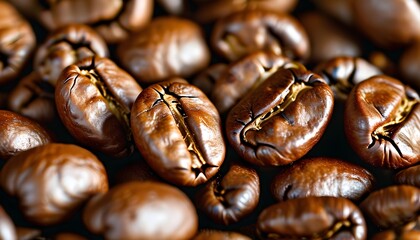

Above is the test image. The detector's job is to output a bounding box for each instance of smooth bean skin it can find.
[131,80,225,186]
[344,76,420,169]
[195,163,260,225]
[0,206,16,240]
[360,185,420,229]
[0,143,109,226]
[271,157,374,202]
[257,196,367,240]
[395,165,420,187]
[226,66,334,166]
[0,110,51,161]
[211,10,309,62]
[55,56,142,158]
[83,181,198,240]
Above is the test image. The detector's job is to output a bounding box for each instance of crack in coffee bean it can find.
[153,86,212,178]
[240,81,312,144]
[368,96,418,157]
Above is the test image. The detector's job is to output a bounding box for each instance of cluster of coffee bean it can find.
[0,0,419,239]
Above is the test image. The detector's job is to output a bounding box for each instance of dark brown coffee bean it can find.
[192,0,298,23]
[211,10,309,62]
[314,56,381,100]
[192,229,252,240]
[131,79,225,186]
[371,230,420,240]
[114,160,160,184]
[34,24,109,87]
[395,165,420,187]
[7,72,57,125]
[344,76,420,169]
[353,0,420,49]
[257,196,367,240]
[191,63,227,97]
[210,51,298,114]
[195,163,259,225]
[226,66,334,166]
[311,0,354,25]
[400,41,420,92]
[299,11,362,64]
[0,110,51,161]
[360,185,420,229]
[0,1,35,85]
[83,181,198,240]
[0,143,108,226]
[271,157,374,202]
[0,205,16,240]
[55,56,142,158]
[37,0,154,43]
[118,17,210,85]
[15,227,41,240]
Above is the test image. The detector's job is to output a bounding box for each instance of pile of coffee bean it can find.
[0,0,419,239]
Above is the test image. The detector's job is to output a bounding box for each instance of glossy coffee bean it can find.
[314,56,381,100]
[37,0,154,43]
[192,229,251,240]
[353,0,420,49]
[83,181,198,240]
[131,79,225,186]
[0,110,51,161]
[0,205,16,240]
[271,157,374,202]
[34,24,109,86]
[400,41,420,92]
[0,1,36,85]
[371,230,420,240]
[192,0,298,23]
[118,17,210,84]
[299,11,362,64]
[360,185,420,229]
[211,10,309,62]
[344,76,420,169]
[195,163,259,225]
[226,66,334,166]
[7,72,57,125]
[210,51,298,114]
[0,143,108,225]
[395,165,420,187]
[257,196,367,240]
[55,56,142,158]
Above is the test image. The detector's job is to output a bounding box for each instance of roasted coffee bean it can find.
[55,56,142,158]
[34,24,109,86]
[226,66,334,166]
[131,79,225,186]
[0,143,108,226]
[344,76,420,169]
[118,17,210,85]
[0,110,51,161]
[83,181,198,240]
[360,185,420,229]
[210,51,298,114]
[157,0,187,15]
[353,0,420,49]
[257,196,367,240]
[191,64,227,97]
[311,0,354,25]
[314,56,381,100]
[299,11,362,64]
[192,0,298,23]
[395,165,420,187]
[400,41,420,92]
[371,230,420,240]
[192,229,252,240]
[15,227,41,240]
[7,72,57,125]
[211,10,309,62]
[0,205,16,240]
[0,1,36,85]
[271,157,374,202]
[195,163,259,225]
[37,0,154,43]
